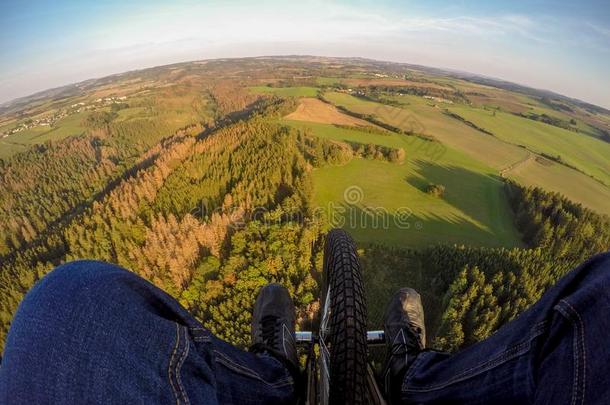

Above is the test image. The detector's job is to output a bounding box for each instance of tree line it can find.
[428,181,610,351]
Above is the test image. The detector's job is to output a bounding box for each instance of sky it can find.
[1,0,609,108]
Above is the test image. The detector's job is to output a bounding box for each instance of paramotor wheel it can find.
[319,228,368,405]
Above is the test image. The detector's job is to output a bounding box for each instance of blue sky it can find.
[1,0,609,107]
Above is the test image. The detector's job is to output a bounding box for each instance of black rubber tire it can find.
[322,228,368,405]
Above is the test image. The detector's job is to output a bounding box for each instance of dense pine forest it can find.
[1,58,609,352]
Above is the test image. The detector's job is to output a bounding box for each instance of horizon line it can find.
[1,54,607,112]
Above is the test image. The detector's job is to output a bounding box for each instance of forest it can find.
[423,181,610,350]
[0,60,609,354]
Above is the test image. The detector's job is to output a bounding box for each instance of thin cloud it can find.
[587,22,610,38]
[385,15,555,44]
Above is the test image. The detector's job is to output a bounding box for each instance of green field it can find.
[316,77,343,86]
[33,112,87,142]
[523,103,605,139]
[0,112,87,160]
[0,140,28,159]
[322,91,610,216]
[324,91,529,170]
[284,120,406,149]
[448,105,610,185]
[508,157,610,216]
[248,86,319,97]
[286,120,523,249]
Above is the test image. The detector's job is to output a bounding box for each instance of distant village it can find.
[1,96,128,139]
[333,73,454,104]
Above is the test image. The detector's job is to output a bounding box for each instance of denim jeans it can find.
[400,252,610,404]
[0,261,295,404]
[1,252,609,404]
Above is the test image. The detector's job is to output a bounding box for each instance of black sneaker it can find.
[250,283,299,372]
[382,288,426,403]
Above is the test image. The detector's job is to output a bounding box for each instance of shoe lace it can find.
[260,315,280,348]
[391,321,423,355]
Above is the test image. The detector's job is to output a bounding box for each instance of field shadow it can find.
[328,202,497,249]
[406,159,506,234]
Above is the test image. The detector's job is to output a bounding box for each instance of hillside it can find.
[1,56,609,351]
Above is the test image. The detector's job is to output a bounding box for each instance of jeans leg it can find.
[401,252,610,405]
[0,260,296,404]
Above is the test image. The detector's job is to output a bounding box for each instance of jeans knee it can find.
[20,260,130,315]
[47,259,124,282]
[575,252,610,286]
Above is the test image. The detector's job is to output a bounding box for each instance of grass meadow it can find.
[0,112,88,160]
[508,156,610,216]
[284,120,523,249]
[248,86,319,98]
[322,91,610,217]
[448,105,610,185]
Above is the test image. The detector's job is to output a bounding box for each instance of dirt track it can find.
[500,151,533,177]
